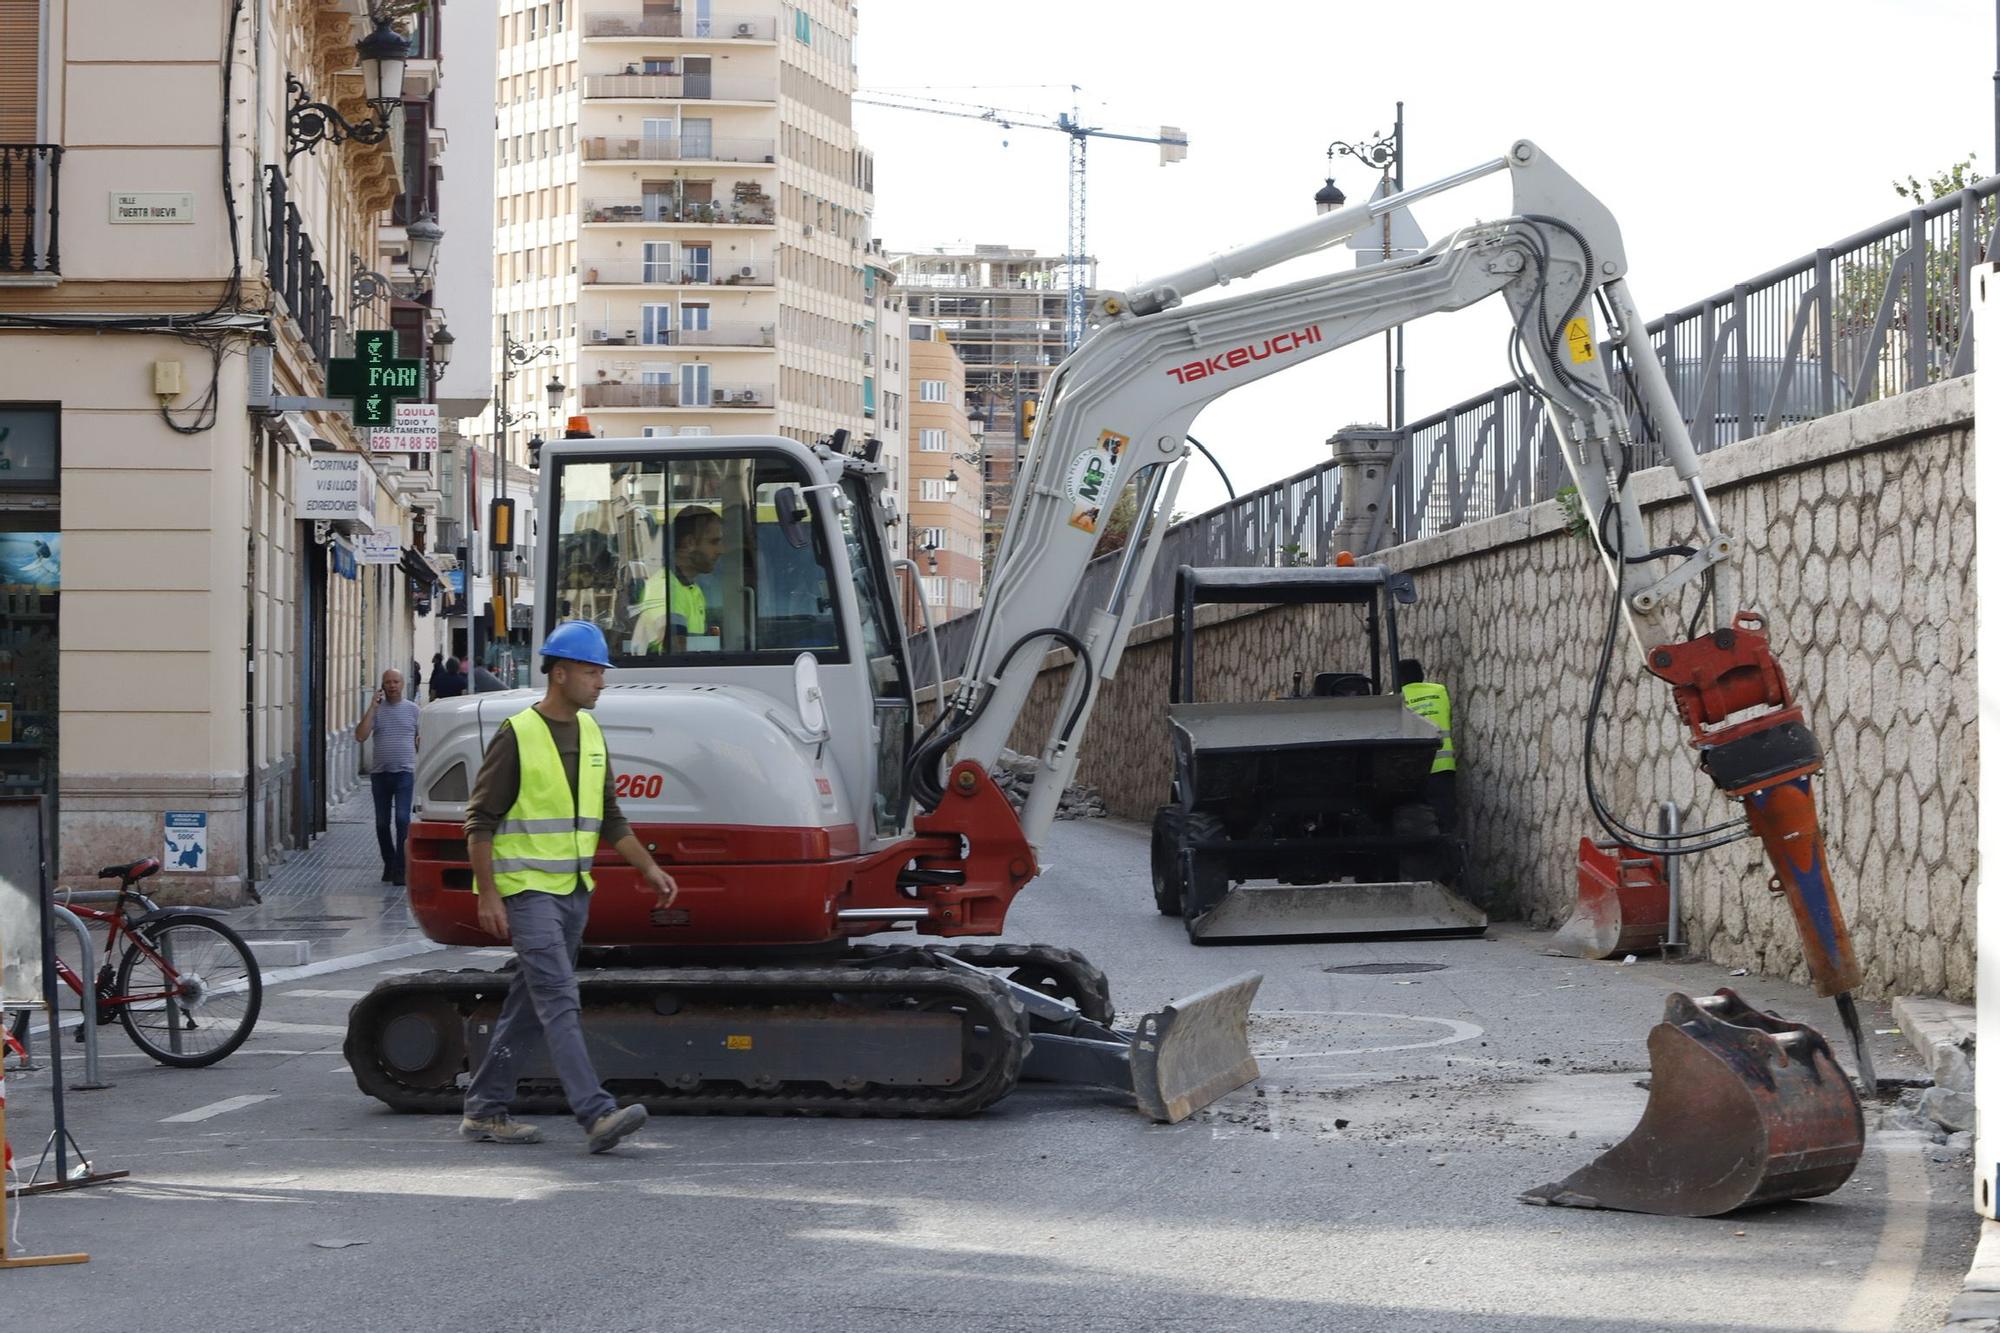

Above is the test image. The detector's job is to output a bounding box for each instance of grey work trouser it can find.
[463,887,618,1127]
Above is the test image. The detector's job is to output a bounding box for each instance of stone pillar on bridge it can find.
[1328,424,1402,555]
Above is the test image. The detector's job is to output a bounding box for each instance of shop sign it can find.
[356,532,402,564]
[300,454,376,529]
[369,402,440,455]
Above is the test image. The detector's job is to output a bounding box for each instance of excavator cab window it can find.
[547,450,846,667]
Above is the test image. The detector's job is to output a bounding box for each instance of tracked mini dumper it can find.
[1149,566,1485,943]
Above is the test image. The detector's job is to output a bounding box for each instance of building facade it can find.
[0,0,455,900]
[904,323,982,620]
[863,243,907,557]
[888,245,1086,562]
[490,0,875,494]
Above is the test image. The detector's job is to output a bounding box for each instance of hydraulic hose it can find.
[906,628,1095,812]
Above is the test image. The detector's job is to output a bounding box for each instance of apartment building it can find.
[888,246,1087,560]
[863,244,908,557]
[904,324,983,619]
[491,0,874,481]
[0,1,456,900]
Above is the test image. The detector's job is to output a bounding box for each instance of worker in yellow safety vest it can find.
[1397,658,1457,833]
[459,619,679,1154]
[634,505,724,653]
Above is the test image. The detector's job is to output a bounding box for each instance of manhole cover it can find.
[1324,962,1448,975]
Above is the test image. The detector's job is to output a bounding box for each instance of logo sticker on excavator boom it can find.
[1566,317,1596,363]
[1065,430,1129,533]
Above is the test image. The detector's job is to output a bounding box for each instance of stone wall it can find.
[1001,377,1976,1001]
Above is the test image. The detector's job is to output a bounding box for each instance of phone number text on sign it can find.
[370,402,441,454]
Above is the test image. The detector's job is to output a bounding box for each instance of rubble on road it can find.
[989,748,1109,819]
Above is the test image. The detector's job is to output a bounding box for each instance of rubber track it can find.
[346,964,1030,1118]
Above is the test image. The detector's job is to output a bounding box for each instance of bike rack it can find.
[50,904,111,1091]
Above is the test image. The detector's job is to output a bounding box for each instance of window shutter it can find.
[0,0,40,141]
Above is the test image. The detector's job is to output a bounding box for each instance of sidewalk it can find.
[230,787,435,968]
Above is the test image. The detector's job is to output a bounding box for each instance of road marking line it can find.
[251,1020,349,1035]
[161,1094,278,1123]
[209,939,446,997]
[280,988,368,1000]
[1835,1130,1929,1332]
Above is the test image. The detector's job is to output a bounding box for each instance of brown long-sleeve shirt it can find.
[464,706,633,850]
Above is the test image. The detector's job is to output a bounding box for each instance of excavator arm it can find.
[915,140,1872,1094]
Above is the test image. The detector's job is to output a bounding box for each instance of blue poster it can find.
[0,532,58,592]
[164,811,208,872]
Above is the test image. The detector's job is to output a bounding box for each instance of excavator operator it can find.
[636,505,725,653]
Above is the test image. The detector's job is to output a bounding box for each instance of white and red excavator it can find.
[347,140,1868,1216]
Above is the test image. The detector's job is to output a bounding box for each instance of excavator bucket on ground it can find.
[1520,989,1864,1217]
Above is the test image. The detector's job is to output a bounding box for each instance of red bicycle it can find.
[5,858,262,1067]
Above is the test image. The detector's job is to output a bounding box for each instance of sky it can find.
[854,0,1995,515]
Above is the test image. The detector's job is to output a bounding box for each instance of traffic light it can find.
[489,498,515,552]
[1020,396,1038,440]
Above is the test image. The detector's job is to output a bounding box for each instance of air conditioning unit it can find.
[734,21,754,36]
[739,265,754,278]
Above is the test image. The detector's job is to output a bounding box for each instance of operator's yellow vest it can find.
[489,707,606,897]
[1401,682,1456,774]
[637,568,707,645]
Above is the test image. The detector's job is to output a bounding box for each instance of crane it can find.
[854,88,1188,350]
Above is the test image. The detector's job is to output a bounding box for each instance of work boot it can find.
[459,1113,544,1145]
[585,1104,647,1154]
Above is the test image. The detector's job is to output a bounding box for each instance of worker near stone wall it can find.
[1397,658,1457,833]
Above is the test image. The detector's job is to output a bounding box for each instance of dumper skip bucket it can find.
[1520,988,1864,1217]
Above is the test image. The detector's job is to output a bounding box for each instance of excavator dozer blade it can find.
[1521,988,1864,1217]
[1189,881,1487,943]
[1129,972,1263,1123]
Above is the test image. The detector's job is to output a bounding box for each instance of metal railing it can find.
[582,73,776,103]
[909,175,2000,690]
[265,166,336,367]
[581,258,773,286]
[0,144,62,276]
[580,134,776,164]
[581,381,773,409]
[581,197,776,226]
[582,322,775,348]
[586,13,777,40]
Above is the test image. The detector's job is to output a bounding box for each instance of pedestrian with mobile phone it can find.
[356,668,421,885]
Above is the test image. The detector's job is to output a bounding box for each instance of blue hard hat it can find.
[541,620,613,668]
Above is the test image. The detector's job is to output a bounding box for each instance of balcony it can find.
[0,145,63,279]
[583,323,775,348]
[581,197,775,226]
[582,382,774,409]
[582,73,776,103]
[580,134,776,165]
[586,14,777,40]
[581,259,773,287]
[264,166,336,367]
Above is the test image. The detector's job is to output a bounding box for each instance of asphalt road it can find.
[1,816,1978,1332]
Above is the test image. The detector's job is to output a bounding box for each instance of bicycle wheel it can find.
[115,914,262,1067]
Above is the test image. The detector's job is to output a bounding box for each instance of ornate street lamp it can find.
[284,20,413,167]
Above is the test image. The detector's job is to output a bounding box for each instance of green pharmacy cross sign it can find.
[327,330,425,425]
